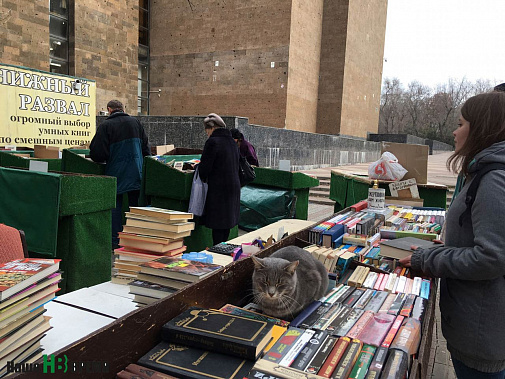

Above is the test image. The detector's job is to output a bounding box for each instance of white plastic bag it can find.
[188,167,208,216]
[368,152,408,181]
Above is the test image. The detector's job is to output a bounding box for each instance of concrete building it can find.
[0,0,387,138]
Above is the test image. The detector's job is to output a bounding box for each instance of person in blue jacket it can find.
[90,100,151,249]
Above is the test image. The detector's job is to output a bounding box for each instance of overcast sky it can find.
[382,0,505,89]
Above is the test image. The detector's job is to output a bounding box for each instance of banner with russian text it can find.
[0,63,96,149]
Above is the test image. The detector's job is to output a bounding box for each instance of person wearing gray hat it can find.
[198,113,241,245]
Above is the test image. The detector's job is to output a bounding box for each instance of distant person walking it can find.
[90,100,151,249]
[230,128,259,167]
[198,114,241,245]
[399,92,505,378]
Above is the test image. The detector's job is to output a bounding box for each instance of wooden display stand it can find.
[12,208,437,379]
[330,169,448,211]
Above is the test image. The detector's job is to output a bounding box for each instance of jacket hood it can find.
[469,140,505,173]
[107,111,129,119]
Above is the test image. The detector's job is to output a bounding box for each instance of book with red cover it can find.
[139,256,222,283]
[0,259,60,301]
[356,313,396,347]
[317,336,351,378]
[381,315,404,348]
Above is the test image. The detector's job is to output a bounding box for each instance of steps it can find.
[446,185,455,209]
[309,177,335,206]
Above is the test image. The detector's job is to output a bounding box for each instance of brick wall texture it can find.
[0,0,49,71]
[0,0,386,138]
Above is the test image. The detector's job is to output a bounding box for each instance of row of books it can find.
[112,206,194,285]
[115,276,428,379]
[0,258,61,375]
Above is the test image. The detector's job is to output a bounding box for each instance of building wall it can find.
[73,1,138,113]
[149,0,292,128]
[285,0,324,133]
[0,0,49,71]
[316,0,349,135]
[339,0,387,138]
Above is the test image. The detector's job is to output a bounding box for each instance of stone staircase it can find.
[446,185,455,209]
[309,176,335,206]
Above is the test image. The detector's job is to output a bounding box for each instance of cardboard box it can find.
[156,144,175,155]
[381,142,429,184]
[34,145,60,159]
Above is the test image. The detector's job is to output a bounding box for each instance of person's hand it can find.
[399,255,412,268]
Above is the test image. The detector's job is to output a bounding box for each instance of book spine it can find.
[331,339,363,379]
[333,309,364,338]
[420,279,430,299]
[346,311,374,340]
[317,337,351,378]
[313,303,342,330]
[245,369,284,379]
[343,288,365,308]
[412,277,422,296]
[365,346,389,379]
[387,293,406,316]
[363,291,388,313]
[353,289,374,310]
[381,315,404,348]
[290,300,322,328]
[348,344,377,379]
[301,303,333,329]
[400,294,416,317]
[412,296,428,323]
[325,306,352,334]
[264,327,305,364]
[304,336,337,374]
[278,329,315,367]
[290,330,328,372]
[380,349,409,379]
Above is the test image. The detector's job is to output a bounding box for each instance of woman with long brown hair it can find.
[400,92,505,378]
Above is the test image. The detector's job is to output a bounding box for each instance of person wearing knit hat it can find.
[494,83,505,92]
[230,128,259,167]
[198,113,241,245]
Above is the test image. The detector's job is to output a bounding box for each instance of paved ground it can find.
[303,151,458,379]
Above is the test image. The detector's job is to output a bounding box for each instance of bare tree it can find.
[379,78,407,134]
[404,81,430,135]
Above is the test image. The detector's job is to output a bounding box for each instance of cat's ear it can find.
[251,256,265,270]
[284,260,299,275]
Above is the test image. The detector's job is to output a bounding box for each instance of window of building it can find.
[138,0,150,115]
[49,0,69,75]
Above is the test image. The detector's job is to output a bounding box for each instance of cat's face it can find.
[251,256,299,302]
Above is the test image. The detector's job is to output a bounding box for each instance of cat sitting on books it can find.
[251,246,328,321]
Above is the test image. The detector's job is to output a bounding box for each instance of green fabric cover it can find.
[144,157,194,200]
[67,149,90,155]
[294,188,310,220]
[239,185,295,231]
[0,151,61,171]
[61,149,105,175]
[59,174,116,216]
[155,154,201,163]
[329,171,448,212]
[252,167,319,189]
[0,168,60,254]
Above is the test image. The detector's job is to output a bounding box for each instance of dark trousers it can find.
[212,228,230,246]
[112,190,140,249]
[452,358,505,379]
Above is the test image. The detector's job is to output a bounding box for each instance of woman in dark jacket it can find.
[198,113,241,245]
[230,128,259,167]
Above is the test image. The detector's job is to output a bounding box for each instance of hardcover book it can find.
[0,259,60,301]
[333,309,364,338]
[331,338,362,379]
[290,330,328,372]
[381,315,404,349]
[129,280,176,299]
[365,346,389,379]
[363,291,389,313]
[390,317,421,355]
[304,335,337,374]
[137,341,253,379]
[290,300,322,328]
[278,329,315,367]
[356,313,396,347]
[379,237,439,260]
[253,359,328,379]
[135,273,189,290]
[125,218,195,233]
[120,237,184,253]
[380,349,408,379]
[122,225,192,240]
[162,307,273,360]
[348,344,376,379]
[264,327,304,364]
[129,207,193,220]
[317,336,350,378]
[139,257,222,283]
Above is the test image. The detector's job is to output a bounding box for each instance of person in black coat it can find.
[198,113,241,245]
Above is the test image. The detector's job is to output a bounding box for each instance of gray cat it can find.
[251,246,329,320]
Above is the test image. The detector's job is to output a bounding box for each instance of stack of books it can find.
[129,256,223,307]
[0,258,61,375]
[112,207,194,284]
